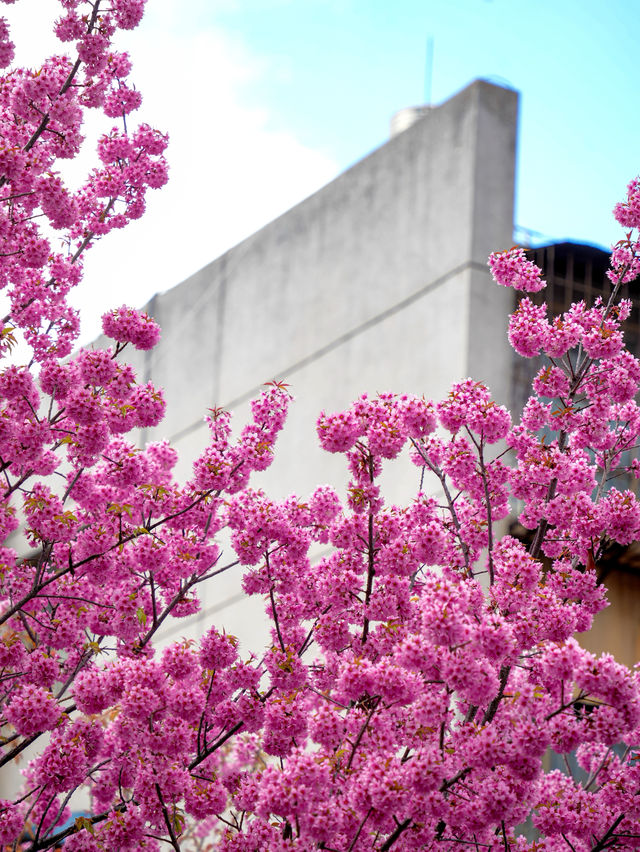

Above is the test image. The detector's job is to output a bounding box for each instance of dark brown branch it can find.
[378,818,412,851]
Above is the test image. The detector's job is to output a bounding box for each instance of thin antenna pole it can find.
[424,36,434,106]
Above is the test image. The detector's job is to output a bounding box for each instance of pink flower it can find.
[489,247,546,292]
[5,684,61,735]
[316,408,360,452]
[200,627,238,671]
[508,297,550,357]
[101,306,160,350]
[613,177,640,230]
[0,801,22,845]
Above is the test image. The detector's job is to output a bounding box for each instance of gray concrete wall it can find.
[111,79,518,648]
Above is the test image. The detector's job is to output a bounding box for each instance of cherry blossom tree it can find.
[1,2,640,850]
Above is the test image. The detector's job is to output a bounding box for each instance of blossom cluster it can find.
[488,246,546,292]
[1,4,640,850]
[0,0,167,362]
[613,177,640,231]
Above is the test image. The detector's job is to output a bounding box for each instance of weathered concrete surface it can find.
[97,79,518,648]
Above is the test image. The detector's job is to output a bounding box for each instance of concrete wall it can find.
[114,79,519,647]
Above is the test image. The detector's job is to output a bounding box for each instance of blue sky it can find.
[203,0,637,247]
[3,0,639,341]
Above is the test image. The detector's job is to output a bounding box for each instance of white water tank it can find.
[389,105,431,137]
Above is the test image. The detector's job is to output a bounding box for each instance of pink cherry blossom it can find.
[489,246,546,291]
[0,6,639,849]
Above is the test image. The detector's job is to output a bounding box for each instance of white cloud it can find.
[76,6,339,342]
[2,1,340,343]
